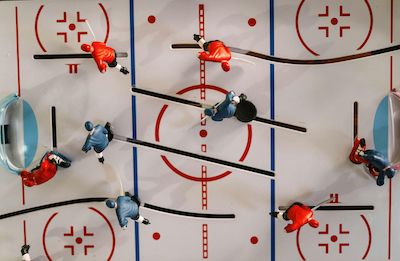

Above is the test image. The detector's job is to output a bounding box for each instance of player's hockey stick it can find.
[187,100,224,131]
[311,196,336,211]
[85,20,96,41]
[231,56,255,65]
[115,167,125,196]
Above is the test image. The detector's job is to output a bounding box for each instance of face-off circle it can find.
[42,207,115,260]
[154,86,254,210]
[296,0,373,56]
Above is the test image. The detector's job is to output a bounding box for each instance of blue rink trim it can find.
[270,0,276,260]
[23,100,38,167]
[129,0,140,260]
[373,95,388,157]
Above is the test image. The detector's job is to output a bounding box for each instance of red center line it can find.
[23,220,27,245]
[15,7,21,97]
[388,10,393,254]
[389,179,392,260]
[21,176,25,205]
[391,0,393,44]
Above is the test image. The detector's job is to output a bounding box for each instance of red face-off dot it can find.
[250,237,258,244]
[69,24,76,31]
[248,18,256,27]
[148,15,156,24]
[331,235,338,242]
[153,232,160,240]
[76,237,83,244]
[331,18,338,25]
[199,129,208,138]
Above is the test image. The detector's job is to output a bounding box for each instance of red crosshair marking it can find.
[63,225,95,256]
[318,224,350,254]
[56,12,87,43]
[35,4,110,52]
[43,208,115,261]
[296,216,372,260]
[296,0,373,55]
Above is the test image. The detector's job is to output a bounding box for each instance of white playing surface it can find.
[0,0,399,260]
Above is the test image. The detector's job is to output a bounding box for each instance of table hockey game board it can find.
[0,0,400,260]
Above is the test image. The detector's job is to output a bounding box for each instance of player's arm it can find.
[82,136,92,152]
[98,61,107,73]
[197,51,213,61]
[101,125,108,135]
[284,224,295,233]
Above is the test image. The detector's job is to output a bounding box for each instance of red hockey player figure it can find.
[350,138,395,186]
[194,34,231,72]
[19,151,71,187]
[21,244,31,261]
[270,202,319,233]
[81,42,129,75]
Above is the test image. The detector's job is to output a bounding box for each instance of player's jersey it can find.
[285,205,314,233]
[115,196,139,227]
[198,41,231,62]
[82,124,109,153]
[91,42,116,72]
[357,150,391,170]
[21,154,57,187]
[211,91,236,121]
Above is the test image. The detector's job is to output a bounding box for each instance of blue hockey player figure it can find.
[350,138,395,186]
[106,192,150,229]
[82,121,113,164]
[204,91,256,122]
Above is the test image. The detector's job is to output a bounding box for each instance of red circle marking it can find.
[330,235,338,242]
[357,0,373,50]
[361,214,372,259]
[239,124,252,162]
[296,0,319,56]
[200,129,207,138]
[99,3,110,43]
[43,212,58,261]
[69,23,76,31]
[153,232,161,240]
[176,85,229,95]
[250,236,258,244]
[331,18,338,25]
[89,207,116,261]
[148,15,156,24]
[161,155,232,182]
[248,18,256,27]
[76,237,83,244]
[35,5,46,52]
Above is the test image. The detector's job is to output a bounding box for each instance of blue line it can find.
[129,1,139,260]
[132,95,137,140]
[270,0,275,56]
[130,0,136,87]
[270,65,275,120]
[270,1,275,261]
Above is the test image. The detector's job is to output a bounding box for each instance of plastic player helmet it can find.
[308,219,319,228]
[81,44,92,52]
[85,121,94,131]
[106,200,116,208]
[221,61,230,72]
